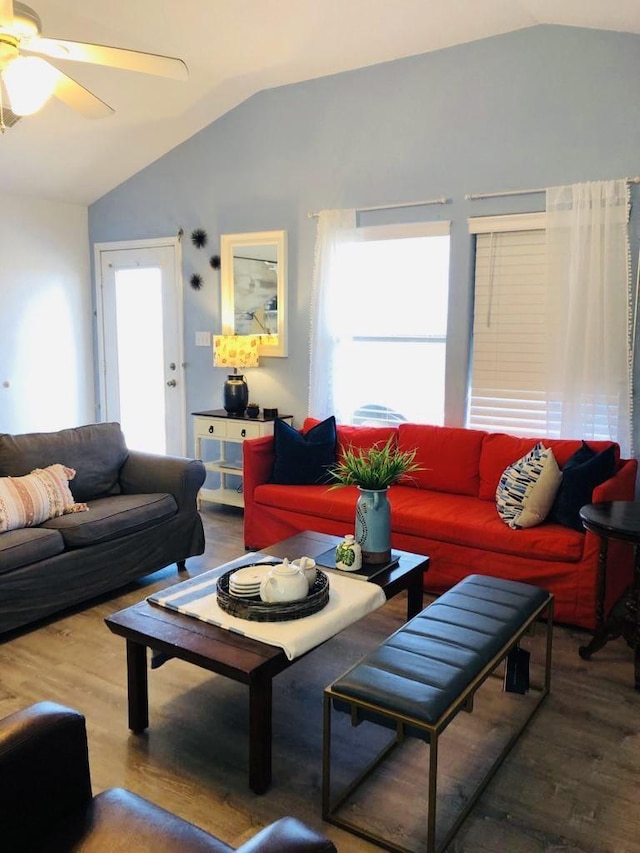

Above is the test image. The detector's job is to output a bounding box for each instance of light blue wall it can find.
[88,25,640,452]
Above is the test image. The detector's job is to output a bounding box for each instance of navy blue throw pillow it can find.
[549,442,617,531]
[271,416,337,485]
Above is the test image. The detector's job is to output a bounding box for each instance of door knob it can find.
[166,379,177,387]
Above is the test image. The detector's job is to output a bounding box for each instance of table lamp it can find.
[213,335,259,415]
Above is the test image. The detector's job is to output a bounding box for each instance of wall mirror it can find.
[221,229,288,357]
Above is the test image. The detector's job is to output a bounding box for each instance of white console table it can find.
[192,409,292,509]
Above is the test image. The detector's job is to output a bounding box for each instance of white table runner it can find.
[148,553,386,660]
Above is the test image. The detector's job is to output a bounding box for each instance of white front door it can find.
[95,238,186,456]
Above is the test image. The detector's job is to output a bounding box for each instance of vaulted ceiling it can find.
[2,0,640,205]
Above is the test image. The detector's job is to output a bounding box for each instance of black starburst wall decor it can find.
[210,255,220,269]
[191,228,208,249]
[190,273,204,290]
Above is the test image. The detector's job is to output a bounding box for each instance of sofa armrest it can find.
[0,701,93,850]
[242,435,275,497]
[120,451,206,511]
[585,458,639,619]
[236,817,336,853]
[592,457,638,503]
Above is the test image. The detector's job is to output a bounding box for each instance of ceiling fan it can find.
[0,0,188,123]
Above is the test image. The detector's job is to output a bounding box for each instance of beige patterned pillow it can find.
[0,464,88,533]
[496,443,561,529]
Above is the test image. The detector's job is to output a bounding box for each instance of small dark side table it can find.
[578,501,640,690]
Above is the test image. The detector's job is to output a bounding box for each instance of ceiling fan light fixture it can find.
[3,54,57,115]
[0,2,187,122]
[12,3,42,40]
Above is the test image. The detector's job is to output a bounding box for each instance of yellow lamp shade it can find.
[213,335,260,370]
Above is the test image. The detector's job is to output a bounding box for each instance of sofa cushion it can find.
[256,482,358,522]
[397,424,486,496]
[41,494,177,548]
[390,486,585,561]
[0,423,129,503]
[478,432,620,501]
[496,443,562,529]
[0,465,88,533]
[253,483,585,562]
[0,527,65,574]
[56,788,236,853]
[271,417,337,485]
[549,442,617,531]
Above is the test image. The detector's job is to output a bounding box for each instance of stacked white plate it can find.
[229,564,272,598]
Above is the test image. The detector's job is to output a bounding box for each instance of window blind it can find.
[467,226,552,436]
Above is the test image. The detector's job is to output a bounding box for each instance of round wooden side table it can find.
[578,501,640,690]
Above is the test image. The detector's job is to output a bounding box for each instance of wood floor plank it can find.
[1,504,639,852]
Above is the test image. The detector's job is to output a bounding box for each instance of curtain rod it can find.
[308,179,640,213]
[307,196,449,218]
[466,176,640,201]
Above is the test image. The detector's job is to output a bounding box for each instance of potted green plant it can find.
[329,438,421,490]
[330,439,422,565]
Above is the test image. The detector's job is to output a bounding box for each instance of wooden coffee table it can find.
[105,530,428,793]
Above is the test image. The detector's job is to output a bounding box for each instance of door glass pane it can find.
[115,268,166,453]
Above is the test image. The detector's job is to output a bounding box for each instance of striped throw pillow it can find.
[0,464,88,533]
[496,443,562,529]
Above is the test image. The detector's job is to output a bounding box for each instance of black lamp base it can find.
[223,374,249,415]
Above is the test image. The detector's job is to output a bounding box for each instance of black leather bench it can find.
[322,574,554,853]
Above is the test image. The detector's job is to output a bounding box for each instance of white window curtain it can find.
[308,209,358,420]
[545,180,633,456]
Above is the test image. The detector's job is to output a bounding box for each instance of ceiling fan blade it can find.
[23,37,188,80]
[51,67,114,119]
[0,0,14,29]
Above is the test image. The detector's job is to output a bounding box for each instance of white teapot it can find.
[259,558,308,603]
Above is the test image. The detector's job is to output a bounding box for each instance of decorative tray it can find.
[216,565,329,622]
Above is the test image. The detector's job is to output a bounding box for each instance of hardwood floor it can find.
[1,505,639,852]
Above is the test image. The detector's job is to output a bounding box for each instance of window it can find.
[467,189,632,454]
[466,213,549,436]
[328,222,450,426]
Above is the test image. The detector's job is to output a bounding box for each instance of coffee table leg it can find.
[407,572,424,619]
[126,639,149,733]
[249,673,272,794]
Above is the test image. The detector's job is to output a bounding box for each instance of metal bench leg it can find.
[427,733,438,853]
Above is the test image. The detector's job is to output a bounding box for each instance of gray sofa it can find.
[0,422,206,635]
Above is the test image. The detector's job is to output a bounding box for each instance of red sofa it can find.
[243,421,638,630]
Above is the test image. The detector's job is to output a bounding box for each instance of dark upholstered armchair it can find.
[0,702,337,853]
